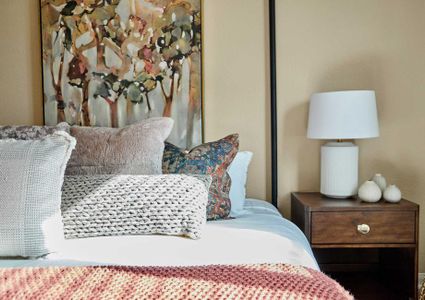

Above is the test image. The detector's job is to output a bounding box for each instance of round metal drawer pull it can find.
[357,224,370,235]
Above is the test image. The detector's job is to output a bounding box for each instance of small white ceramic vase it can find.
[372,173,387,193]
[358,181,382,203]
[383,185,402,203]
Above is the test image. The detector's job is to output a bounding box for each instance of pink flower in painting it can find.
[145,61,154,73]
[143,47,153,59]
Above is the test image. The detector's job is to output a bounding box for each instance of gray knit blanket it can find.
[61,175,211,240]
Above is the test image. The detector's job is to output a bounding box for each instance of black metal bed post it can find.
[269,0,278,208]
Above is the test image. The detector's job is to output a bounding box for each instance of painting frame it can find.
[39,0,205,149]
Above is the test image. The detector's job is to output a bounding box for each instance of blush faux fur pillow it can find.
[66,118,173,175]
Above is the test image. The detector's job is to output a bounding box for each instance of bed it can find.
[0,199,353,300]
[0,200,353,300]
[0,125,352,299]
[0,199,318,270]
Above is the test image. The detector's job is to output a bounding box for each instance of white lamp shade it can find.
[307,90,380,139]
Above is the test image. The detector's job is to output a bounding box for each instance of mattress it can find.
[0,199,319,270]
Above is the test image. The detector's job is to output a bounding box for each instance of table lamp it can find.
[307,90,380,198]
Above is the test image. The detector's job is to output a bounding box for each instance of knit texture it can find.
[0,264,353,300]
[61,175,211,240]
[0,133,76,257]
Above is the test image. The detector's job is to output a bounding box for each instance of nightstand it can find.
[291,192,419,300]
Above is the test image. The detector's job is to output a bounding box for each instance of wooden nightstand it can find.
[291,192,419,300]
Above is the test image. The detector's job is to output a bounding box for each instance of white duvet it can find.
[0,199,319,270]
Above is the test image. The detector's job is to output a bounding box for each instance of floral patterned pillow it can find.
[162,134,239,220]
[0,123,70,140]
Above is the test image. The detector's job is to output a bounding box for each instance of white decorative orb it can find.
[358,181,382,203]
[384,185,402,203]
[372,173,387,193]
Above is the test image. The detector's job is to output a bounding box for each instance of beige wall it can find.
[0,1,43,125]
[276,0,425,272]
[203,0,270,200]
[0,0,423,272]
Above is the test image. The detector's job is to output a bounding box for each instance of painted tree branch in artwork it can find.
[41,0,203,148]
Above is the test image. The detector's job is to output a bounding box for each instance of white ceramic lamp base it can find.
[320,142,359,198]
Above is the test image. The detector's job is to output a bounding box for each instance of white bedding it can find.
[0,199,319,270]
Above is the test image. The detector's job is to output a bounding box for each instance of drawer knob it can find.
[357,224,370,235]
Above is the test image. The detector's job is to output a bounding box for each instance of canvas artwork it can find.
[41,0,203,149]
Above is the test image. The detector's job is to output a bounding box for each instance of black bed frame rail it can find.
[269,0,278,208]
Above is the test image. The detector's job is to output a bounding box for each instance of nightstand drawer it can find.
[291,193,419,299]
[311,211,416,245]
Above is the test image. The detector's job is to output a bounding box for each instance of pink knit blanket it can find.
[0,264,352,300]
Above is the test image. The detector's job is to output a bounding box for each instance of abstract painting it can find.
[41,0,203,148]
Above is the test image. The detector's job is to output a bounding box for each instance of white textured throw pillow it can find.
[0,133,76,257]
[61,175,211,240]
[228,151,253,216]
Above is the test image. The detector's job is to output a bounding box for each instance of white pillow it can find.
[228,151,253,216]
[0,132,76,257]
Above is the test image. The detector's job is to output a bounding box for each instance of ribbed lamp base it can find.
[320,142,358,198]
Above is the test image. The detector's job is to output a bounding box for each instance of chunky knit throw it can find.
[62,175,211,240]
[0,264,352,300]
